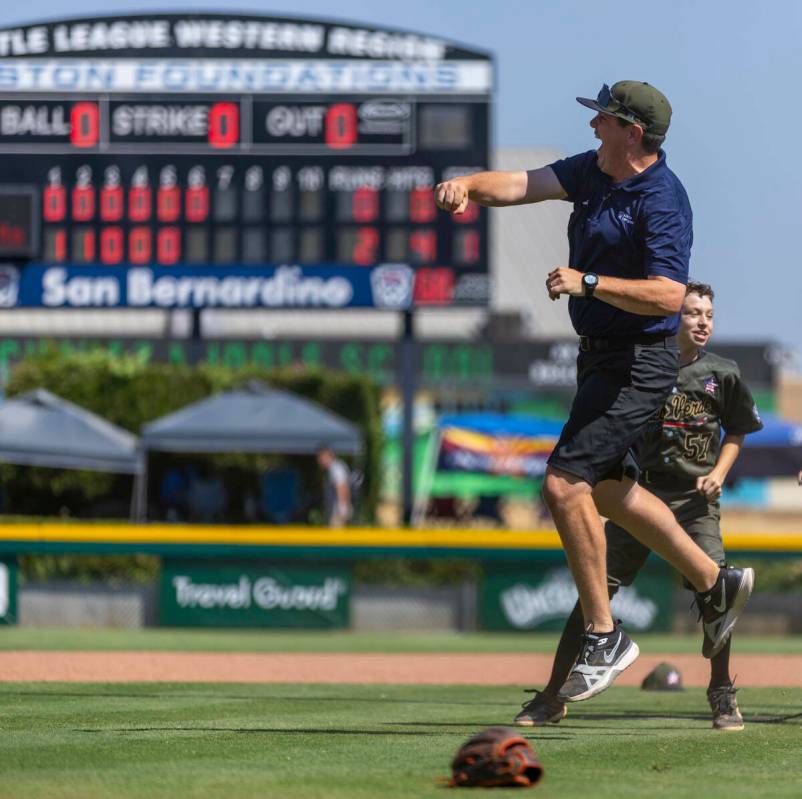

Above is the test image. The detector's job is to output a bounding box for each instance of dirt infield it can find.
[2,651,801,686]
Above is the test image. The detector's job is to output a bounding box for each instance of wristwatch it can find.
[582,272,599,298]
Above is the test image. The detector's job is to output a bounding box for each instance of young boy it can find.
[516,281,763,730]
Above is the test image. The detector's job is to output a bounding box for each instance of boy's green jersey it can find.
[637,350,763,481]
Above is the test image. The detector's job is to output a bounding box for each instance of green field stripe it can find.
[0,684,800,799]
[2,629,802,655]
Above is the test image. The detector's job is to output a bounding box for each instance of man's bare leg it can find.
[593,478,718,592]
[542,466,614,631]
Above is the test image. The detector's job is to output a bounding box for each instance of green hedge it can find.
[2,347,382,522]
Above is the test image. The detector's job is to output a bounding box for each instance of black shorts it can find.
[547,340,678,486]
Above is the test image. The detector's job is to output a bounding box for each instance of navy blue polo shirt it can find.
[547,149,692,337]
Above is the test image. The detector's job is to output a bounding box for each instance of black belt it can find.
[641,469,697,488]
[578,334,677,352]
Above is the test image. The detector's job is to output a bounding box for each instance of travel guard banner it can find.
[0,262,415,309]
[160,560,351,628]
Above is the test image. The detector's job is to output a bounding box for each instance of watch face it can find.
[584,274,598,286]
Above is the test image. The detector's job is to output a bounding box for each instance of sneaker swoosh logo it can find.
[603,635,623,664]
[712,581,727,614]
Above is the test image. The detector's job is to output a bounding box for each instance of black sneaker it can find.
[696,567,754,658]
[513,689,567,727]
[556,623,640,703]
[708,683,744,731]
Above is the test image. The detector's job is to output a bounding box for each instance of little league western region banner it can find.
[0,263,416,309]
[436,414,563,479]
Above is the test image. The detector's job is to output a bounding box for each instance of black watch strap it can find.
[583,272,598,298]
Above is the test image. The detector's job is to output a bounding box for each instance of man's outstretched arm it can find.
[434,166,566,214]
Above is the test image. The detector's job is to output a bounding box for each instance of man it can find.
[435,81,754,701]
[515,282,763,730]
[317,445,352,527]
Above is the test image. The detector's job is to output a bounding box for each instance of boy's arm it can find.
[696,434,745,500]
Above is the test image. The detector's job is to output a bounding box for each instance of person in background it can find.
[317,445,352,527]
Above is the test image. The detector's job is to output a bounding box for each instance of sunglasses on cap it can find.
[596,84,646,127]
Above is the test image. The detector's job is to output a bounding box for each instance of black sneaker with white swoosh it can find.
[556,622,640,703]
[696,567,755,658]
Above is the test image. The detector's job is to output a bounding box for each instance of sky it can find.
[1,0,800,364]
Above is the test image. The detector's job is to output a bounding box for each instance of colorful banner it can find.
[437,414,562,478]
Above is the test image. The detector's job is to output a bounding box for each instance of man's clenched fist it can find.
[434,179,470,214]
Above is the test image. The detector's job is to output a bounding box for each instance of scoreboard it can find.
[0,14,492,309]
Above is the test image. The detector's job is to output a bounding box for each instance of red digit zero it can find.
[70,102,99,148]
[208,103,239,149]
[352,187,378,223]
[100,227,123,264]
[129,227,152,264]
[325,103,357,149]
[409,188,436,223]
[128,186,152,222]
[185,186,209,223]
[71,185,95,222]
[157,228,181,264]
[157,186,181,222]
[100,186,123,222]
[43,185,66,222]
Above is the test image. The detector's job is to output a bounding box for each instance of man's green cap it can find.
[641,662,684,692]
[577,81,672,136]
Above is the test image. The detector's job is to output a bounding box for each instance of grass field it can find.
[2,629,801,797]
[1,682,801,798]
[3,627,802,654]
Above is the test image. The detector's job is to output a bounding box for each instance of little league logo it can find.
[0,265,20,308]
[370,264,414,310]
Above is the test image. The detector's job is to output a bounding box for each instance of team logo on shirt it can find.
[617,210,634,226]
[704,377,719,395]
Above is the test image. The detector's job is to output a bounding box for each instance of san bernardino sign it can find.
[160,560,350,628]
[0,263,416,310]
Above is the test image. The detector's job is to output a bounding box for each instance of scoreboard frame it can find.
[0,13,493,311]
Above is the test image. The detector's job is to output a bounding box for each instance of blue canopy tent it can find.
[728,413,802,481]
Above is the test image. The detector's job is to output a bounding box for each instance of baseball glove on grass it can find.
[449,726,544,788]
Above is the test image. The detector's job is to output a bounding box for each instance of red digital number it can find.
[414,267,454,305]
[100,227,123,264]
[452,201,480,224]
[456,230,481,263]
[185,186,209,222]
[71,185,95,221]
[76,229,96,262]
[157,186,181,222]
[43,185,66,222]
[45,228,67,262]
[409,230,437,263]
[157,228,181,264]
[128,186,152,222]
[325,103,357,149]
[409,188,436,223]
[100,186,123,222]
[353,227,379,265]
[352,187,378,223]
[70,102,99,148]
[208,103,239,149]
[129,227,152,264]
